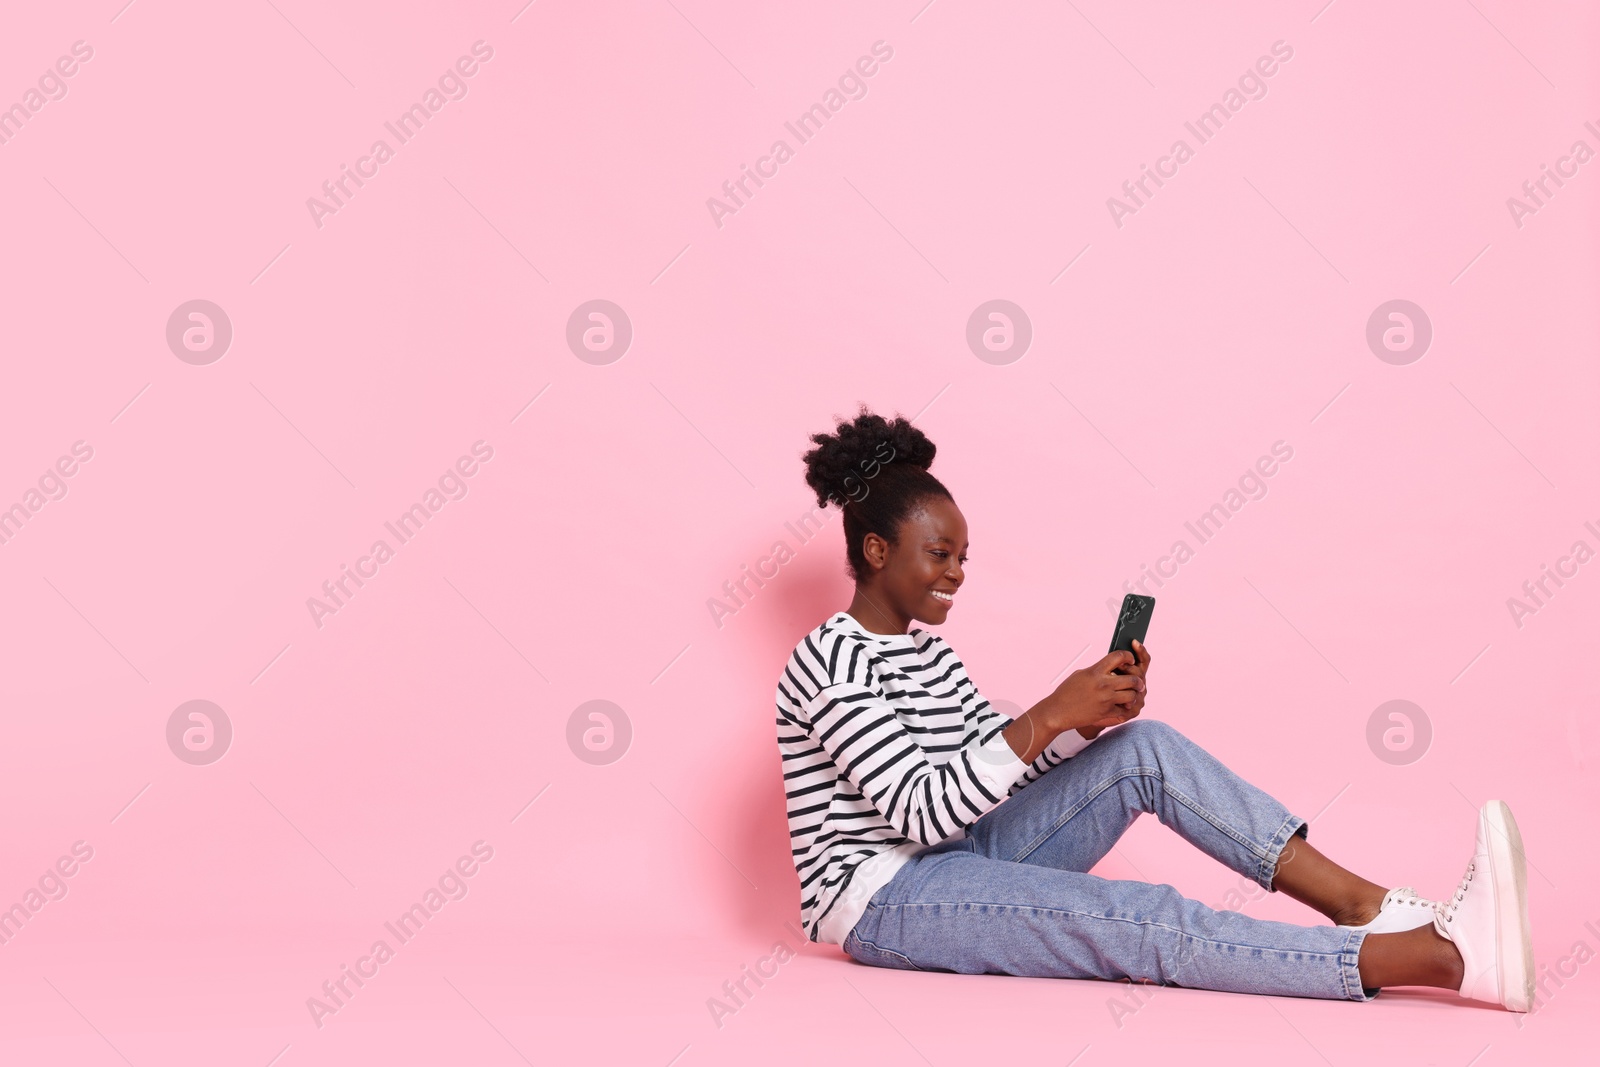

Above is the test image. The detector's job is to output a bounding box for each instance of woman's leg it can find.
[845,825,1465,995]
[964,719,1388,925]
[844,843,1461,997]
[1360,926,1464,989]
[845,843,1368,998]
[1271,833,1388,926]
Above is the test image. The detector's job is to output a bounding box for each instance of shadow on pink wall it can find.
[722,549,853,940]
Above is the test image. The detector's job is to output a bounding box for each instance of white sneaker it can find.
[1433,800,1535,1011]
[1341,886,1439,933]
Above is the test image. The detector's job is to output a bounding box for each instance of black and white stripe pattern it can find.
[776,611,1080,943]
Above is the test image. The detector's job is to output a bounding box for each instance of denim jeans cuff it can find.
[1337,927,1378,1001]
[1256,812,1309,891]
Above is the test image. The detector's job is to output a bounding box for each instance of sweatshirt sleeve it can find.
[947,662,1100,799]
[1004,723,1097,797]
[801,666,1029,847]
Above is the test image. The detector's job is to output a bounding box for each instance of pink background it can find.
[1,1,1595,1064]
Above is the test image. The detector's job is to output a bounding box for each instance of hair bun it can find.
[801,404,936,509]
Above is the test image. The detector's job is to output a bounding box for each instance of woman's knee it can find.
[1108,717,1182,751]
[1110,719,1206,770]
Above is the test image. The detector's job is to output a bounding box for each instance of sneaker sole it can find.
[1483,800,1534,1012]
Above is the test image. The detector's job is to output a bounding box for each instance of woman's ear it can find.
[861,531,888,571]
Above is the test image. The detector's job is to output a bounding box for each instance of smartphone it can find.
[1109,594,1155,667]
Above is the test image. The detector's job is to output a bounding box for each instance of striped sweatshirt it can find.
[776,610,1094,945]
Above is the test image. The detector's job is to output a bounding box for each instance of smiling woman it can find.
[773,405,1538,1013]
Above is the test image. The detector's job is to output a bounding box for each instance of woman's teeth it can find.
[931,591,954,602]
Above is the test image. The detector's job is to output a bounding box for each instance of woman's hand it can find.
[1115,638,1151,712]
[1047,644,1147,736]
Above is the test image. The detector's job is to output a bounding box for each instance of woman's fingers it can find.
[1105,673,1144,696]
[1095,703,1142,726]
[1097,650,1136,675]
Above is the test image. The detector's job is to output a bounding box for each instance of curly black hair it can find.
[801,404,955,584]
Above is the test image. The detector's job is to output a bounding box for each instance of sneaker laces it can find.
[1438,862,1475,924]
[1384,886,1431,908]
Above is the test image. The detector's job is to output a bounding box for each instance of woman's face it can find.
[867,496,968,626]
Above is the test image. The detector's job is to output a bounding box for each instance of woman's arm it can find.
[804,680,1028,845]
[999,647,1148,764]
[803,647,1145,845]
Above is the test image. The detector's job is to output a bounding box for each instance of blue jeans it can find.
[842,720,1374,1001]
